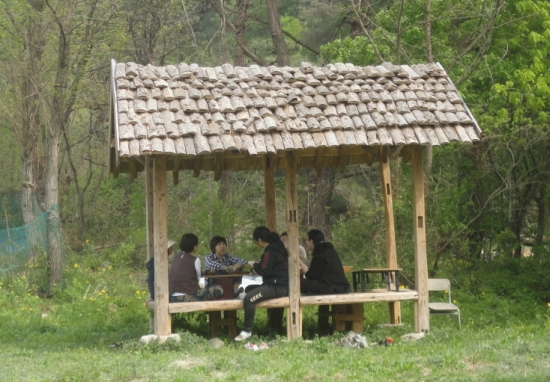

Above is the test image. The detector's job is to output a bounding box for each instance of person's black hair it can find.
[180,233,199,252]
[280,232,288,237]
[209,236,227,253]
[307,229,325,246]
[253,226,281,244]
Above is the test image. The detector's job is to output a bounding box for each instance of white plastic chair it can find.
[428,278,461,328]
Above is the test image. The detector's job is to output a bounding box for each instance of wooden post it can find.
[153,156,171,336]
[145,156,154,262]
[379,146,401,324]
[264,155,277,231]
[411,146,429,332]
[285,151,302,339]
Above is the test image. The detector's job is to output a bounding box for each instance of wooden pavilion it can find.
[108,60,480,339]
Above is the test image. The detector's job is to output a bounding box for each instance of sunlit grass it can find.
[1,256,550,381]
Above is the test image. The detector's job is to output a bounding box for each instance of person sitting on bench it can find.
[234,227,289,341]
[204,236,248,296]
[169,233,223,303]
[280,232,311,267]
[301,229,351,295]
[145,239,176,303]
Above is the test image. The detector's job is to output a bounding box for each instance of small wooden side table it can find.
[352,268,401,292]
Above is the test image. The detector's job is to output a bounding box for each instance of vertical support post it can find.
[285,151,302,339]
[153,156,171,336]
[379,146,401,324]
[264,155,277,232]
[145,156,154,262]
[411,146,429,332]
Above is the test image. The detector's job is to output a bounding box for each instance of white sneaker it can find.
[234,331,251,341]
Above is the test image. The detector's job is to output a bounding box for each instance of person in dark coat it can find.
[301,229,351,295]
[234,226,289,341]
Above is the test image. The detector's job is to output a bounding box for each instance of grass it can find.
[1,259,550,381]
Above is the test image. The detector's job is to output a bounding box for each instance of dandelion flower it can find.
[74,264,79,268]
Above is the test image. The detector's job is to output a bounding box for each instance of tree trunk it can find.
[308,168,336,239]
[533,188,545,258]
[219,170,232,201]
[266,0,290,66]
[45,132,63,287]
[235,0,250,66]
[424,0,433,63]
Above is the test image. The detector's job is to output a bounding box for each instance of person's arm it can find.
[253,249,274,277]
[195,258,201,282]
[299,245,307,259]
[225,254,247,271]
[299,258,309,275]
[304,257,324,280]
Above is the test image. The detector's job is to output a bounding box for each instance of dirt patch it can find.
[169,356,207,370]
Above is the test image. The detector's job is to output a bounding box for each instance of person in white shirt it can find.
[280,232,311,267]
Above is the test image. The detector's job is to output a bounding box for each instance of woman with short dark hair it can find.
[168,233,223,302]
[204,235,248,295]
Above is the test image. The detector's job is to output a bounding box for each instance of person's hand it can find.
[248,261,255,267]
[227,264,237,272]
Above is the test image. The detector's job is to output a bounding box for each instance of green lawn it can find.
[1,265,549,381]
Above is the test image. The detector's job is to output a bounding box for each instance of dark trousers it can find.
[243,284,288,332]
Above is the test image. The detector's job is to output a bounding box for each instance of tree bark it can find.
[308,168,336,240]
[424,0,433,63]
[266,0,290,66]
[234,0,250,66]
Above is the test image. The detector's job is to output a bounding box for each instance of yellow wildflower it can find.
[74,264,79,268]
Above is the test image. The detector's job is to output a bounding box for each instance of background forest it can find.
[1,0,549,297]
[1,1,550,380]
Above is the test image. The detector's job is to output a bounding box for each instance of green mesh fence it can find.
[0,196,54,274]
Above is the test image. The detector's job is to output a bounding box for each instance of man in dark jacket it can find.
[301,229,351,295]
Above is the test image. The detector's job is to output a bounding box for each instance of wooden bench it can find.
[147,289,418,337]
[147,297,290,338]
[300,289,418,333]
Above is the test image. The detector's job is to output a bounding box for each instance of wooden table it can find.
[352,268,401,292]
[201,272,255,337]
[201,271,255,278]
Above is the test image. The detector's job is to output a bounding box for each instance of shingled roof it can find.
[109,60,481,176]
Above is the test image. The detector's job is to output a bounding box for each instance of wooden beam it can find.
[145,157,154,262]
[172,157,180,185]
[264,155,277,231]
[193,156,203,178]
[285,151,302,339]
[300,290,418,305]
[153,155,171,336]
[411,146,429,332]
[213,155,224,182]
[163,297,290,314]
[379,146,401,324]
[128,160,137,180]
